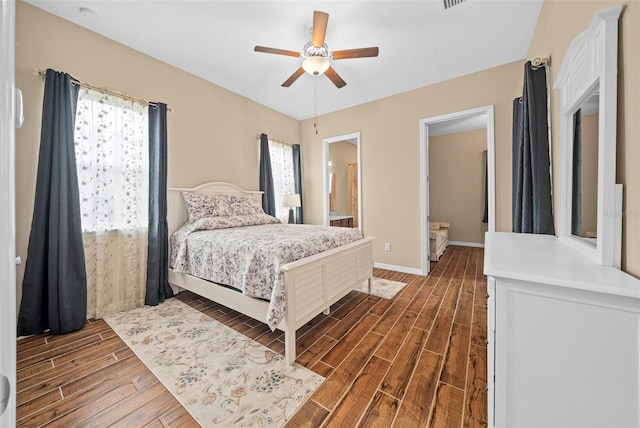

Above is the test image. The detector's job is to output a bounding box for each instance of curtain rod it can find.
[530,57,550,70]
[256,135,294,146]
[34,68,171,112]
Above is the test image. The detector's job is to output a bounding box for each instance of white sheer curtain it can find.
[268,139,295,222]
[74,87,149,319]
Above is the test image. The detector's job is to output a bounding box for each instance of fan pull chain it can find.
[314,77,318,135]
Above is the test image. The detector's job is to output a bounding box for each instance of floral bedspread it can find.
[170,214,364,329]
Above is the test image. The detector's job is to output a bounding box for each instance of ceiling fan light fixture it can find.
[302,56,330,76]
[255,11,377,88]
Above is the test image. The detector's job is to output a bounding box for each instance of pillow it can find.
[226,194,264,215]
[181,192,229,221]
[182,192,264,222]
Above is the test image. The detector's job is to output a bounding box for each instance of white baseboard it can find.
[374,262,423,275]
[449,241,485,248]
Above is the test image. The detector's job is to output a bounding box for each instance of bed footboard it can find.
[280,236,374,364]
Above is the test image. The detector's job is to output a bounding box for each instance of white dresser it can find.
[484,232,640,427]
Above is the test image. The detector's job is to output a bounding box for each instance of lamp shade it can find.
[282,193,301,208]
[302,56,330,76]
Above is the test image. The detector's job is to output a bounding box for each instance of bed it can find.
[167,182,374,364]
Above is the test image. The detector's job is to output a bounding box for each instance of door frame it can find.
[0,0,17,424]
[419,105,496,275]
[322,131,362,230]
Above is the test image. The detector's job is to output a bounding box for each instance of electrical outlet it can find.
[384,243,391,251]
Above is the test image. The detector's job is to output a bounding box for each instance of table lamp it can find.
[282,193,301,224]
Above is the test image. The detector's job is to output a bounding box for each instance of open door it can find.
[421,124,431,275]
[0,1,17,425]
[420,105,496,275]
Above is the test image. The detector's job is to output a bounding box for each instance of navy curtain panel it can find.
[292,144,304,224]
[145,103,173,306]
[571,110,582,236]
[512,61,555,235]
[259,133,276,216]
[17,69,87,336]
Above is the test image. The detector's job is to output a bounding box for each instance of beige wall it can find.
[328,141,357,216]
[527,0,640,277]
[14,2,301,307]
[430,129,488,245]
[301,61,523,270]
[14,0,640,289]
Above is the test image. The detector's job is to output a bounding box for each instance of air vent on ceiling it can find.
[443,0,467,10]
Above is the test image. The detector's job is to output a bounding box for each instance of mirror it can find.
[323,132,361,229]
[555,5,622,267]
[328,140,358,227]
[570,89,599,246]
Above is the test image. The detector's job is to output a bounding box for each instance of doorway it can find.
[420,106,496,275]
[322,132,362,230]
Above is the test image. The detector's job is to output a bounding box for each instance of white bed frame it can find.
[167,182,374,364]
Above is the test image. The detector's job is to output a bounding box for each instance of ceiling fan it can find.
[254,10,379,89]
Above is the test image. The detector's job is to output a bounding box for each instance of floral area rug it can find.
[356,277,408,299]
[104,298,324,427]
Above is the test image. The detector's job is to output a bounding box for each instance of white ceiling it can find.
[25,0,543,120]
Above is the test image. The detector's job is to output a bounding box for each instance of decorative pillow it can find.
[182,192,264,222]
[226,194,264,215]
[181,192,229,221]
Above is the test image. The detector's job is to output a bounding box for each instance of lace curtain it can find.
[74,87,149,318]
[268,139,295,222]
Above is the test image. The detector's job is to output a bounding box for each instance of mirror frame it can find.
[322,132,362,230]
[554,5,622,267]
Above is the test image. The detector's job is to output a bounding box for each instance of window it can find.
[268,139,295,221]
[73,87,149,318]
[74,87,149,232]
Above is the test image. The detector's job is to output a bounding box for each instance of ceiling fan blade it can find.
[282,67,305,87]
[325,66,346,88]
[254,46,300,58]
[332,47,379,60]
[311,11,329,47]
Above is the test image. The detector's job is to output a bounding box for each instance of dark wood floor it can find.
[16,245,487,427]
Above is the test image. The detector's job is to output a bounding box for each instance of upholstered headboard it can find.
[166,182,263,237]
